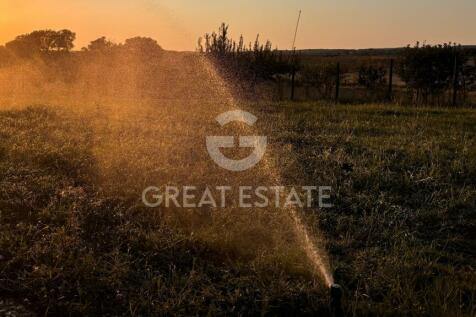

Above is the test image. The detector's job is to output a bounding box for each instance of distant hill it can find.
[282,46,476,57]
[296,48,405,57]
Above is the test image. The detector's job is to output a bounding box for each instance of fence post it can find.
[387,59,394,101]
[452,54,458,107]
[291,66,296,101]
[335,62,340,103]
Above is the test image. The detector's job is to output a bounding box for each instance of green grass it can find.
[255,102,476,316]
[0,105,326,316]
[1,103,475,316]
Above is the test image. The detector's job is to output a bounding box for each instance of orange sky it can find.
[1,0,475,51]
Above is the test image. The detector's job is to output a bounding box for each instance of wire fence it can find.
[270,56,476,107]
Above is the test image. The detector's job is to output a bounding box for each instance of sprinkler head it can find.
[330,284,344,317]
[330,284,342,301]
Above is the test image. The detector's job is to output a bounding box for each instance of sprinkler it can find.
[330,284,344,317]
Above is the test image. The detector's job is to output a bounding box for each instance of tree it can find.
[86,37,116,52]
[198,23,293,84]
[5,29,75,58]
[398,43,468,104]
[124,37,163,52]
[54,29,76,51]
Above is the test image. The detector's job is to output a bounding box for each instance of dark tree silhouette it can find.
[85,37,117,52]
[198,23,293,85]
[5,29,76,58]
[54,30,76,51]
[124,37,163,52]
[398,43,470,104]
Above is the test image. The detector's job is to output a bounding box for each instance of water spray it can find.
[290,10,301,100]
[201,26,341,314]
[291,10,302,55]
[291,11,344,314]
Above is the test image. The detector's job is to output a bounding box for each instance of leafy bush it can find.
[300,64,338,99]
[358,65,386,89]
[198,23,293,85]
[398,43,471,104]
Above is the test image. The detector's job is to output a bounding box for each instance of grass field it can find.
[255,102,476,316]
[1,101,475,316]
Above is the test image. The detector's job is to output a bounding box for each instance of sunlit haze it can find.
[1,0,475,51]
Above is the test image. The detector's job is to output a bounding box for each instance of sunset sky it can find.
[1,0,475,51]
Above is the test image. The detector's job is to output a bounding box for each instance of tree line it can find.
[0,29,163,66]
[197,23,293,88]
[399,43,475,105]
[1,26,475,106]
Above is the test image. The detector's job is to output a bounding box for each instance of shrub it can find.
[358,65,386,89]
[300,64,337,99]
[198,23,293,85]
[398,43,469,104]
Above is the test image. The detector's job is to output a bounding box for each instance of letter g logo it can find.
[206,110,267,172]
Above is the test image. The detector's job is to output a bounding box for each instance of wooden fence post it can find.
[452,54,458,107]
[387,59,394,101]
[291,66,296,101]
[335,62,340,104]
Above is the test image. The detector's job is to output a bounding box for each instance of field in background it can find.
[1,101,475,316]
[274,53,476,105]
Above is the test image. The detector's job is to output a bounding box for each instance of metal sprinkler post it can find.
[330,284,344,317]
